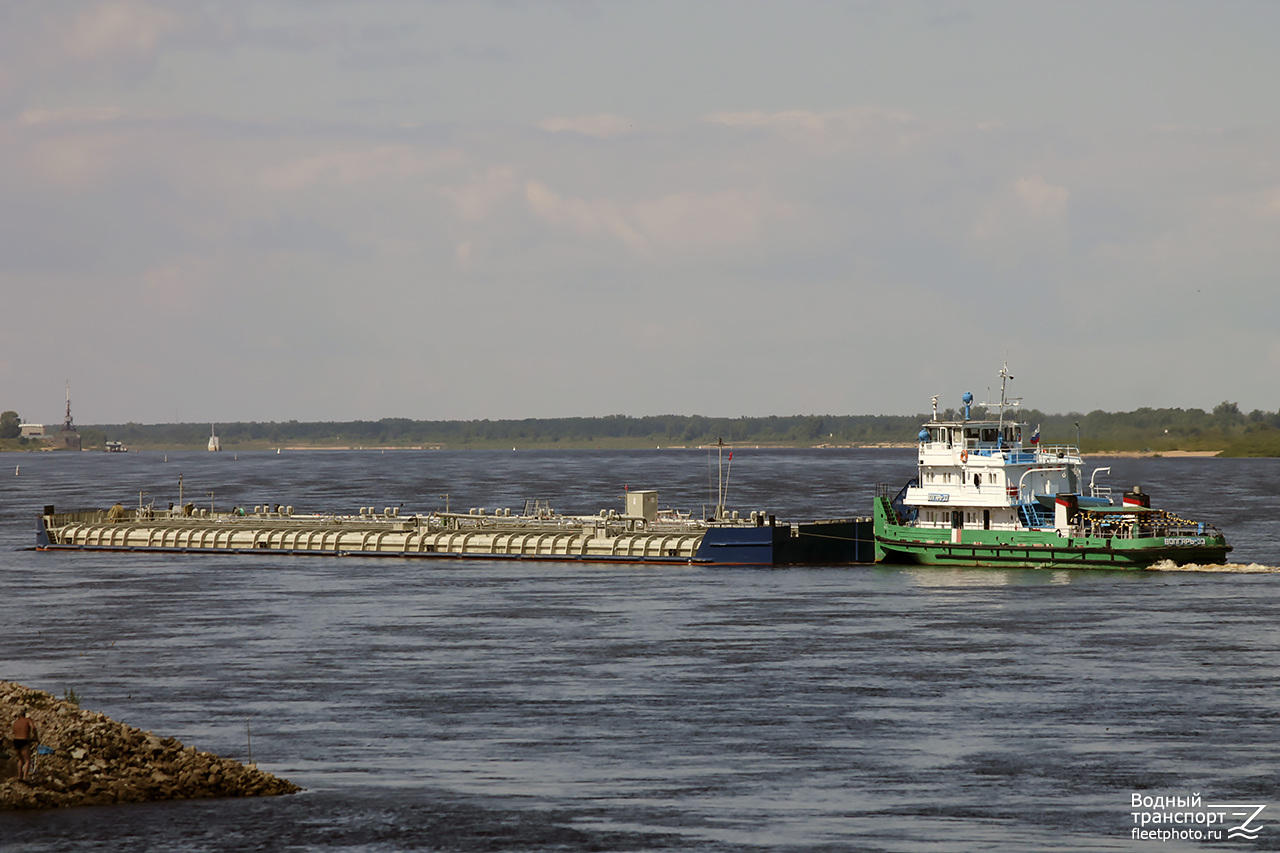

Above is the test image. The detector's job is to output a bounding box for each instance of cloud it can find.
[524,181,645,251]
[523,180,794,259]
[455,241,474,267]
[1089,179,1280,332]
[139,253,217,314]
[259,144,465,192]
[20,124,135,191]
[969,174,1072,265]
[537,113,638,139]
[0,1,190,98]
[62,0,182,66]
[3,65,1279,420]
[706,107,924,151]
[1013,175,1070,218]
[440,167,520,222]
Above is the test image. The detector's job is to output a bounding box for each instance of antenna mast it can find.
[993,362,1020,433]
[716,438,725,521]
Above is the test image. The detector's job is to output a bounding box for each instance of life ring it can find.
[960,450,968,463]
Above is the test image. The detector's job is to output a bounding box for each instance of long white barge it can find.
[37,490,874,566]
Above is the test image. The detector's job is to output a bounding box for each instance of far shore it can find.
[0,444,1230,455]
[1091,450,1223,458]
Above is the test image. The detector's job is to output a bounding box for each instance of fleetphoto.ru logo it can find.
[1131,793,1267,842]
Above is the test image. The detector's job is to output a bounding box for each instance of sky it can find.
[2,0,1278,426]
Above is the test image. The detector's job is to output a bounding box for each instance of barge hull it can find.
[37,509,873,567]
[35,543,717,565]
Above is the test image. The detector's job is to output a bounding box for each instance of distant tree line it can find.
[0,410,20,439]
[80,413,918,450]
[38,401,1280,455]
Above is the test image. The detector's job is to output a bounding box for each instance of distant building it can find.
[19,423,46,438]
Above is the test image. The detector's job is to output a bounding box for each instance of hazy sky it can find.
[3,1,1278,425]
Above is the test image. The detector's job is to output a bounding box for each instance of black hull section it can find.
[695,519,874,565]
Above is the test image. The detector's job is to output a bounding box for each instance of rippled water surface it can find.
[2,449,1279,851]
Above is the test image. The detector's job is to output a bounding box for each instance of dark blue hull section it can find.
[695,526,787,565]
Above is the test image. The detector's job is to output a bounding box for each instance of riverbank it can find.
[1,682,299,810]
[1095,450,1223,458]
[0,443,1233,455]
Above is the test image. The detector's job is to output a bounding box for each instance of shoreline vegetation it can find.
[2,403,1278,456]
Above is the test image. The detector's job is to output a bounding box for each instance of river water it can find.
[1,449,1278,852]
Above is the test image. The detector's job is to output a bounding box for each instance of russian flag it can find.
[1031,425,1040,445]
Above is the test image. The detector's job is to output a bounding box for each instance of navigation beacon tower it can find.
[57,381,81,451]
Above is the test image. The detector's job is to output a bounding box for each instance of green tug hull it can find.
[874,498,1231,570]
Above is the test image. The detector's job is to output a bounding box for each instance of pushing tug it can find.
[874,365,1231,569]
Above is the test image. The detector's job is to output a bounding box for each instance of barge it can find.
[36,489,874,567]
[874,365,1232,569]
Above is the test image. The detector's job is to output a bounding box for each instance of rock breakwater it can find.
[1,682,300,810]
